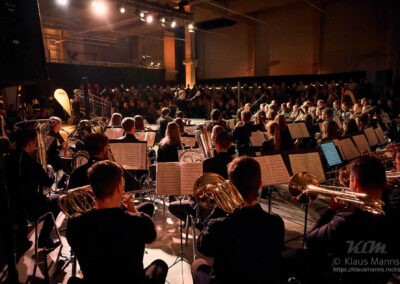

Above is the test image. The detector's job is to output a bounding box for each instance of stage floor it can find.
[15,185,330,284]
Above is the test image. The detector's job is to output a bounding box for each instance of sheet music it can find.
[135,132,156,147]
[109,142,146,170]
[184,125,197,136]
[374,126,386,144]
[334,116,342,129]
[105,128,124,139]
[289,152,326,181]
[254,155,290,186]
[250,132,266,147]
[181,136,197,148]
[180,162,203,195]
[225,119,235,129]
[339,138,360,160]
[364,127,379,146]
[352,134,371,153]
[156,163,181,195]
[333,139,345,159]
[287,123,310,139]
[145,124,160,131]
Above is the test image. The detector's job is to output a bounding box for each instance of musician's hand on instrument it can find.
[195,91,201,97]
[125,195,137,213]
[328,197,343,211]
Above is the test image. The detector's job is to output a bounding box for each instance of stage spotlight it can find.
[170,20,176,28]
[139,11,145,18]
[146,14,153,23]
[120,6,125,14]
[92,1,106,15]
[160,17,166,23]
[188,23,195,32]
[56,0,69,6]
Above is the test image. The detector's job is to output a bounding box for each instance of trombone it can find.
[288,172,385,215]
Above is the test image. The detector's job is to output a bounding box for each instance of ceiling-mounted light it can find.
[120,6,125,14]
[56,0,69,6]
[170,20,176,28]
[139,11,145,18]
[92,1,106,15]
[160,17,166,23]
[188,23,195,32]
[146,14,153,23]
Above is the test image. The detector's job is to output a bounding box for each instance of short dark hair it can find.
[241,110,252,123]
[122,117,135,132]
[350,156,386,190]
[88,161,123,200]
[323,108,333,118]
[176,111,184,119]
[84,133,109,157]
[14,128,37,149]
[161,107,170,116]
[358,113,369,126]
[211,109,221,121]
[228,156,261,202]
[215,130,232,149]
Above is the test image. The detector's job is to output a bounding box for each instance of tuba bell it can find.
[193,173,244,214]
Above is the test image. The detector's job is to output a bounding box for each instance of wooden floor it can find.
[15,185,331,284]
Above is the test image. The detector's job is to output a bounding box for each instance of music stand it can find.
[285,204,309,248]
[169,196,191,269]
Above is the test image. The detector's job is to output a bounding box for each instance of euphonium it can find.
[288,172,385,215]
[193,173,244,214]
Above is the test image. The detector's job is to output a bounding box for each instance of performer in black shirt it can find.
[46,116,65,172]
[67,161,168,284]
[173,90,201,117]
[206,109,229,133]
[193,156,286,284]
[232,110,259,155]
[68,133,152,215]
[118,117,140,142]
[6,129,60,250]
[156,107,173,139]
[157,122,182,163]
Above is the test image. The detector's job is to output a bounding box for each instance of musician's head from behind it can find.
[241,110,252,124]
[110,113,122,126]
[211,109,222,122]
[49,116,62,133]
[88,161,124,206]
[161,122,180,146]
[322,108,333,121]
[228,156,262,205]
[161,107,170,118]
[214,129,232,153]
[349,156,386,199]
[14,128,37,155]
[122,117,135,134]
[174,118,185,134]
[176,111,184,119]
[84,133,109,160]
[134,115,145,131]
[244,103,251,112]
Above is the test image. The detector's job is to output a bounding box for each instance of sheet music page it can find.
[334,116,343,129]
[145,124,160,131]
[180,162,203,195]
[287,123,302,139]
[105,128,124,139]
[352,134,371,153]
[184,126,197,136]
[297,123,310,137]
[374,126,386,144]
[333,139,345,159]
[109,143,146,170]
[263,155,290,185]
[181,137,197,148]
[225,119,235,129]
[364,127,379,146]
[250,132,266,147]
[254,156,274,186]
[135,132,156,147]
[289,152,326,181]
[339,138,360,160]
[156,163,181,195]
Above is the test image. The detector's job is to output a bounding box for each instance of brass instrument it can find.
[193,173,244,214]
[15,119,57,169]
[386,171,400,181]
[58,185,140,218]
[338,166,350,187]
[58,185,95,218]
[194,124,213,159]
[71,150,90,171]
[288,172,385,215]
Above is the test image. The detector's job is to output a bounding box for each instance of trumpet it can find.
[193,173,244,214]
[288,172,385,215]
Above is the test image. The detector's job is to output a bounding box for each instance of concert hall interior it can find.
[1,0,400,283]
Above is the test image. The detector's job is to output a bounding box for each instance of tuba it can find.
[288,172,385,215]
[15,119,57,169]
[58,185,95,218]
[193,173,244,214]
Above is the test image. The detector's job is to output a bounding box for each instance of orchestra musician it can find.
[173,90,201,117]
[206,109,229,132]
[109,112,122,127]
[6,128,60,251]
[66,161,168,284]
[156,107,173,139]
[193,156,285,284]
[68,133,154,215]
[232,110,259,155]
[118,117,140,142]
[156,122,182,163]
[293,156,398,284]
[46,116,65,172]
